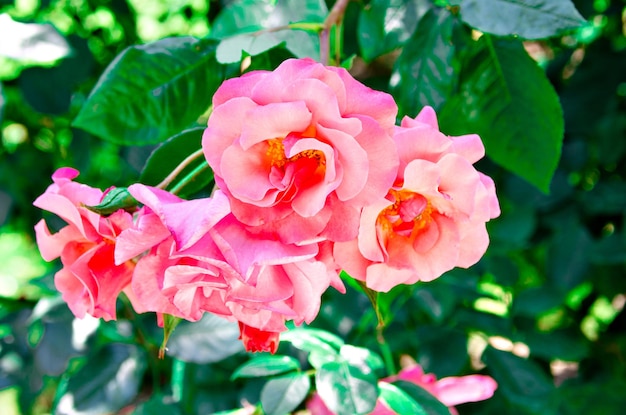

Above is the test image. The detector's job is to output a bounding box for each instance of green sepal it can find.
[84,187,138,216]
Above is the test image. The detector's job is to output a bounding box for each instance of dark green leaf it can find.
[166,313,243,363]
[357,0,430,61]
[0,82,5,124]
[547,222,592,291]
[391,7,460,114]
[140,128,213,197]
[0,14,71,63]
[231,355,301,380]
[55,344,147,415]
[457,0,585,39]
[132,394,184,415]
[524,329,589,361]
[260,372,311,415]
[415,327,468,378]
[73,37,231,145]
[19,36,94,115]
[84,187,138,216]
[378,382,427,415]
[211,0,327,63]
[393,381,451,415]
[512,287,564,318]
[482,346,554,411]
[315,360,378,415]
[440,36,564,192]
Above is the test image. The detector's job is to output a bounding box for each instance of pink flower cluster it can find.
[307,363,498,415]
[34,58,499,353]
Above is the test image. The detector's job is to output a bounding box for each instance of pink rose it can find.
[34,168,135,320]
[334,107,500,292]
[202,58,399,244]
[115,185,340,351]
[307,363,497,415]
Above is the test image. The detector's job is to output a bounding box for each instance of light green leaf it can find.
[391,7,461,114]
[211,0,327,63]
[260,373,311,415]
[457,0,585,39]
[315,360,378,415]
[339,344,384,374]
[231,355,301,380]
[439,36,564,192]
[73,37,232,145]
[393,381,452,415]
[165,313,243,363]
[378,382,427,415]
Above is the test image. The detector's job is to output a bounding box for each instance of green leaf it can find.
[280,327,344,354]
[391,8,461,114]
[55,344,147,415]
[315,360,378,415]
[260,372,311,415]
[482,346,554,411]
[357,0,430,62]
[73,37,231,145]
[439,36,564,192]
[165,313,243,363]
[393,381,452,415]
[457,0,585,39]
[140,128,214,197]
[211,0,327,63]
[231,355,301,380]
[84,187,138,216]
[547,221,592,292]
[378,382,427,415]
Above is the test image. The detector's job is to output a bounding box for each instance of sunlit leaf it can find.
[457,0,585,39]
[231,355,301,380]
[378,382,427,415]
[315,359,378,415]
[165,313,243,363]
[358,0,430,61]
[211,0,327,63]
[55,344,147,415]
[393,381,452,415]
[0,14,71,63]
[73,37,232,145]
[260,373,310,415]
[440,36,564,192]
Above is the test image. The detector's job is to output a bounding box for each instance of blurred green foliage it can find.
[1,0,625,414]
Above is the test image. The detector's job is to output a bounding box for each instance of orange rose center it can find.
[377,189,434,242]
[265,125,326,170]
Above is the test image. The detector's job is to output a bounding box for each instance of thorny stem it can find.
[155,148,205,190]
[320,0,350,65]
